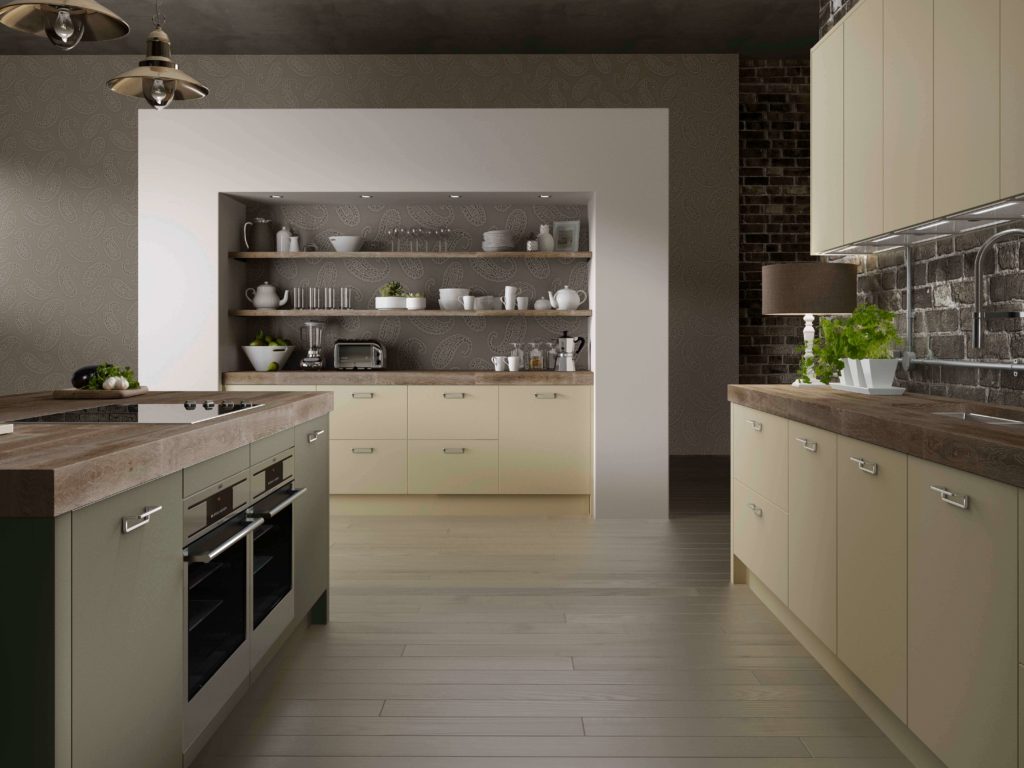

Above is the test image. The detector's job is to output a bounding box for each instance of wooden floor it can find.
[195,512,909,767]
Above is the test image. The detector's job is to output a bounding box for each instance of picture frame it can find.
[552,220,581,252]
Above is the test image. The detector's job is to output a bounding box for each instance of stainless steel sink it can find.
[933,411,1024,427]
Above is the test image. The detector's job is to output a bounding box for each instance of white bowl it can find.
[375,296,407,310]
[438,287,469,310]
[329,235,364,252]
[242,345,294,372]
[406,297,427,310]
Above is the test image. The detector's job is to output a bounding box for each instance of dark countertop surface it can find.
[729,384,1024,490]
[0,390,332,518]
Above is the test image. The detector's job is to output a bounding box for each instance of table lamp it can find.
[761,262,858,386]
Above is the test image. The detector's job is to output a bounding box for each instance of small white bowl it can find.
[242,345,294,372]
[375,296,407,310]
[329,235,364,252]
[406,297,427,310]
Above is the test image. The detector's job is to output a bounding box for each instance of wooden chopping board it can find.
[52,386,149,399]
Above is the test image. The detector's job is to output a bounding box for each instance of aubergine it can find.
[71,365,99,389]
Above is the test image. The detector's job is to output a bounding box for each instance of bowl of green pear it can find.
[242,330,294,372]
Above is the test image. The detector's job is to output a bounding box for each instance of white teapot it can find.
[548,286,588,311]
[245,281,289,309]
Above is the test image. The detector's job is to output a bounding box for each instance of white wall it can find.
[139,109,669,517]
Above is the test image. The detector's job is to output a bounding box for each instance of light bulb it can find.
[151,79,167,103]
[143,77,177,110]
[45,6,85,49]
[53,9,74,41]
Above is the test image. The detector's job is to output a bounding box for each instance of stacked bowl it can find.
[482,230,515,252]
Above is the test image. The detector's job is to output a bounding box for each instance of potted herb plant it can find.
[797,304,902,390]
[375,281,406,310]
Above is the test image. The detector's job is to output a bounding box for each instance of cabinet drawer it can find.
[732,478,788,604]
[908,457,1017,768]
[222,384,317,392]
[408,386,498,439]
[731,404,788,508]
[318,385,407,439]
[329,440,407,495]
[837,436,908,722]
[183,445,250,498]
[499,386,591,494]
[408,440,498,494]
[251,427,294,465]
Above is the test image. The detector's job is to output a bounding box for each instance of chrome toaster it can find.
[333,340,386,370]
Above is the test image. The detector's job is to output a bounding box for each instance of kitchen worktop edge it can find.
[223,370,595,385]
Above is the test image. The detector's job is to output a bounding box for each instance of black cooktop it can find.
[16,400,263,425]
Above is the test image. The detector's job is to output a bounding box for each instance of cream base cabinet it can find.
[787,422,837,651]
[329,439,407,494]
[499,386,591,494]
[730,404,788,509]
[731,479,788,603]
[837,437,908,722]
[409,440,499,494]
[908,457,1018,768]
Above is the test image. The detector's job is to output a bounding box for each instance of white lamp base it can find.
[791,313,825,387]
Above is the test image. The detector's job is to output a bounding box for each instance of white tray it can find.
[830,383,906,396]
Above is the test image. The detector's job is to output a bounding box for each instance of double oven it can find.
[181,447,305,751]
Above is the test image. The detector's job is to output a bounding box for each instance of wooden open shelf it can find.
[230,309,592,318]
[229,250,592,261]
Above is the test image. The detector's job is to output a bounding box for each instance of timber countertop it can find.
[0,390,332,518]
[223,370,594,386]
[729,384,1024,489]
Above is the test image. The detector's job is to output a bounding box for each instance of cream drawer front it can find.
[732,478,788,604]
[408,440,498,495]
[408,386,498,439]
[731,404,788,508]
[329,440,407,495]
[318,385,407,439]
[223,384,317,392]
[499,386,592,495]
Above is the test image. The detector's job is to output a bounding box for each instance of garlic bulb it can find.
[102,376,119,390]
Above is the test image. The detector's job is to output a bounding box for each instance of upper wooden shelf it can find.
[229,309,592,318]
[228,250,592,261]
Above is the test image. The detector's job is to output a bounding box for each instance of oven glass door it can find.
[250,484,304,628]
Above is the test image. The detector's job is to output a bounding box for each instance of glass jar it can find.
[528,342,545,370]
[542,341,557,371]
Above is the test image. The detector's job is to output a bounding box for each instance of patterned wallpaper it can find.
[0,53,737,454]
[240,202,590,370]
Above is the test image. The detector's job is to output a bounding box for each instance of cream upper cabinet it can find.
[811,24,845,253]
[837,436,908,722]
[908,457,1017,768]
[934,0,1001,216]
[843,0,884,243]
[1002,0,1024,196]
[787,422,837,652]
[884,0,934,231]
[730,404,788,509]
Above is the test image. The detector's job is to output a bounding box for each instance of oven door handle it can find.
[185,518,264,563]
[251,487,307,520]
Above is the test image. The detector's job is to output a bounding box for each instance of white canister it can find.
[289,235,300,252]
[276,226,292,252]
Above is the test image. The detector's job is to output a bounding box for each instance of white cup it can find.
[516,296,529,310]
[506,356,521,372]
[462,295,474,310]
[491,356,507,371]
[503,286,518,310]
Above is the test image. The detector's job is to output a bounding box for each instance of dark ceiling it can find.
[0,0,818,56]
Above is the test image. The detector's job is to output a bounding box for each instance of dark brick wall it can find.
[820,0,861,36]
[738,58,814,384]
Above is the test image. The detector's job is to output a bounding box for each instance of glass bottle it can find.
[528,342,544,370]
[543,341,557,371]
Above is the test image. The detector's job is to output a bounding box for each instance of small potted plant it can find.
[797,304,902,391]
[375,281,406,309]
[405,292,426,310]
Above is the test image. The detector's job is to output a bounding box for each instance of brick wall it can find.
[738,58,814,384]
[820,0,860,36]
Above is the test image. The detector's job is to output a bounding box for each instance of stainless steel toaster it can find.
[333,341,386,370]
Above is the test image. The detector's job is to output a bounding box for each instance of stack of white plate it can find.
[482,229,515,252]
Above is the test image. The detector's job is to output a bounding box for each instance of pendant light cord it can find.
[153,0,165,28]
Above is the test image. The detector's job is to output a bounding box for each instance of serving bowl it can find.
[329,235,364,252]
[242,345,294,372]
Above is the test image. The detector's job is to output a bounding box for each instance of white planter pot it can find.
[375,296,407,310]
[861,358,899,389]
[840,358,863,387]
[405,297,427,310]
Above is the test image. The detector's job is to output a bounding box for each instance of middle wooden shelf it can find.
[229,309,592,318]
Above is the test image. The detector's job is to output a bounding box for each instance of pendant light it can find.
[0,0,128,50]
[106,0,207,110]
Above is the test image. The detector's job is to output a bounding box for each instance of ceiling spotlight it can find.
[538,194,551,199]
[107,1,208,110]
[0,0,129,50]
[360,194,373,199]
[269,194,284,199]
[449,194,461,199]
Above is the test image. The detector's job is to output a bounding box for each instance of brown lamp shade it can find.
[761,262,858,316]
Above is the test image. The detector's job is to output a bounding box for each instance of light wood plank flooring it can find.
[194,513,909,767]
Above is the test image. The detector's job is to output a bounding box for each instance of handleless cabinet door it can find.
[293,416,329,621]
[811,24,845,253]
[71,472,183,768]
[934,0,1000,216]
[318,385,407,439]
[787,422,837,652]
[408,385,498,439]
[1002,0,1024,196]
[730,404,788,509]
[908,457,1017,768]
[844,0,884,243]
[837,437,908,722]
[884,0,934,231]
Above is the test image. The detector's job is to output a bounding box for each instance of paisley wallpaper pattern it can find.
[0,54,738,454]
[240,202,591,370]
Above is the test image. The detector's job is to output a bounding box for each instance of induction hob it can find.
[15,400,264,425]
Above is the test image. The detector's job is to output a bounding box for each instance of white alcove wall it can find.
[139,109,668,517]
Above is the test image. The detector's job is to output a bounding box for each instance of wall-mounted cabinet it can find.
[811,24,845,254]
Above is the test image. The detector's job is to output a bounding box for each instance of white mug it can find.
[506,355,521,372]
[502,286,518,310]
[462,295,474,310]
[491,356,507,371]
[516,296,529,310]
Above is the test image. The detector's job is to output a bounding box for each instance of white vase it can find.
[861,358,899,389]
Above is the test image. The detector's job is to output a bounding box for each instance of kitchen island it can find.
[0,390,332,768]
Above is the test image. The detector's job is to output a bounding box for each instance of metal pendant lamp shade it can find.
[0,0,128,49]
[107,25,208,109]
[761,262,858,316]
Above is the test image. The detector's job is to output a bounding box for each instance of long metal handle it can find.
[307,428,326,443]
[251,487,307,520]
[796,437,818,453]
[352,392,374,399]
[443,447,466,454]
[929,485,970,510]
[122,505,163,534]
[352,447,374,454]
[534,393,557,399]
[443,392,466,399]
[186,518,263,563]
[850,457,878,476]
[746,502,763,517]
[745,419,763,432]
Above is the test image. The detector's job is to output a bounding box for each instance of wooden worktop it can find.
[729,384,1024,489]
[223,370,594,386]
[0,390,332,518]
